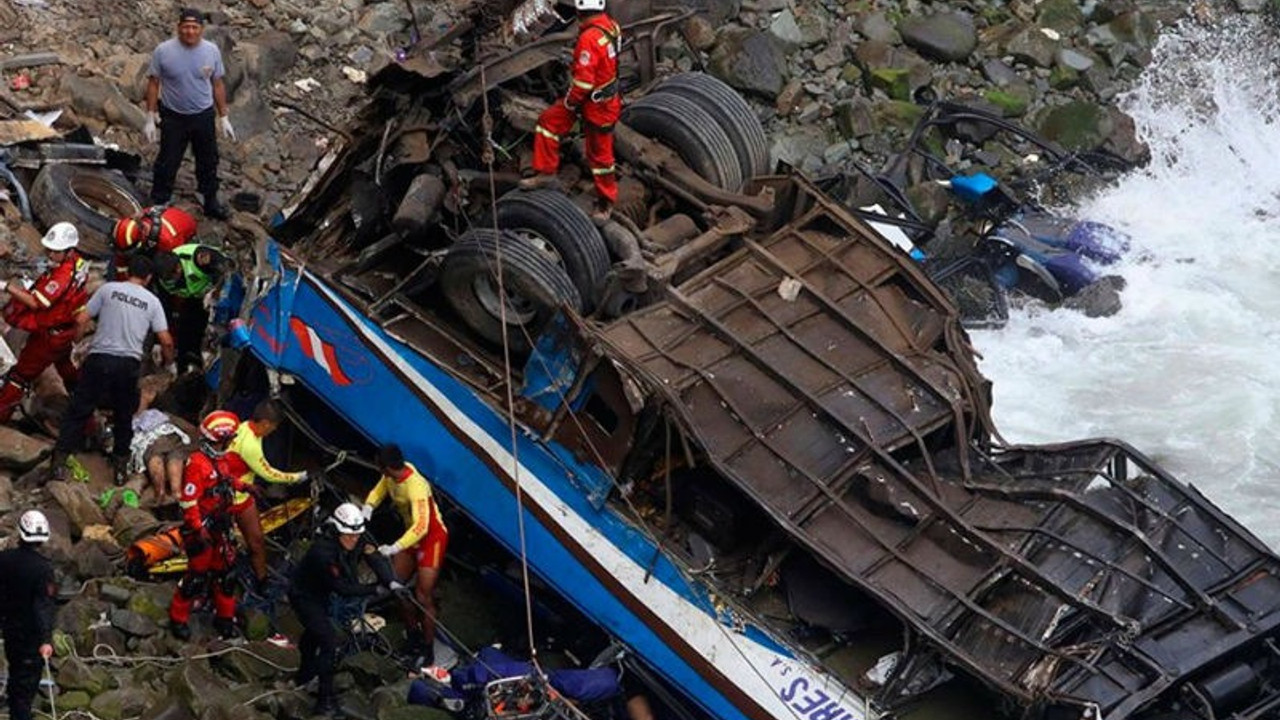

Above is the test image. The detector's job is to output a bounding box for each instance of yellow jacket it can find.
[364,462,446,551]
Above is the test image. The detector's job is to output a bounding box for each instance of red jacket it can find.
[3,251,88,331]
[566,12,622,127]
[178,451,251,532]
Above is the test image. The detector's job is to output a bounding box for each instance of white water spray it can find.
[973,16,1280,546]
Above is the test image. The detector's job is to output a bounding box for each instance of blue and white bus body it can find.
[243,256,870,720]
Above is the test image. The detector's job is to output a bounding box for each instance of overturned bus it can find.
[220,1,1280,718]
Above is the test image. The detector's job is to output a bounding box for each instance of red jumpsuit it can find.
[111,206,197,279]
[0,252,88,422]
[169,450,252,625]
[531,12,622,204]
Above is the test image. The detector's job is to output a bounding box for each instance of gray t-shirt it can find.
[86,281,168,360]
[148,38,225,115]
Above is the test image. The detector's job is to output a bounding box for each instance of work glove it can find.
[377,544,399,557]
[164,362,178,377]
[218,115,236,141]
[388,580,407,593]
[361,504,374,521]
[143,111,159,143]
[295,470,309,483]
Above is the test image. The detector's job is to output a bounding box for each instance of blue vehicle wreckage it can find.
[205,3,1280,719]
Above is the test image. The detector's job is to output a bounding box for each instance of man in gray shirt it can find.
[143,7,235,220]
[51,255,175,486]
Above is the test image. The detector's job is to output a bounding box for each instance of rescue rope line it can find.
[43,655,56,720]
[476,50,545,682]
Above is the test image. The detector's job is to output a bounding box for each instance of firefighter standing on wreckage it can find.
[520,0,622,225]
[169,410,255,641]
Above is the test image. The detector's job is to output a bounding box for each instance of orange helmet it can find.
[113,206,197,254]
[200,410,240,442]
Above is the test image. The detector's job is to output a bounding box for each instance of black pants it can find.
[292,594,338,700]
[158,291,210,373]
[151,105,219,204]
[54,353,141,460]
[4,631,41,720]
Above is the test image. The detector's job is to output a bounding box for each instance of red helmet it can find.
[113,206,198,254]
[200,410,240,442]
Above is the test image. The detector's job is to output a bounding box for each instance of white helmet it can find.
[575,0,605,11]
[19,509,50,543]
[329,503,365,535]
[40,222,79,251]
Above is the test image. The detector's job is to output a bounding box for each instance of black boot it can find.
[111,454,130,487]
[312,695,342,718]
[47,451,70,483]
[203,195,230,221]
[214,617,239,640]
[170,622,191,641]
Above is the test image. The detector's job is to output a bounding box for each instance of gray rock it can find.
[812,43,846,72]
[98,582,133,605]
[53,656,115,696]
[90,688,157,720]
[357,3,408,35]
[855,42,932,102]
[771,125,831,169]
[1003,26,1060,67]
[47,481,106,537]
[834,97,875,139]
[241,30,298,83]
[1056,47,1096,71]
[0,474,12,513]
[61,72,147,131]
[981,58,1021,87]
[110,608,159,637]
[708,28,789,99]
[1036,0,1085,33]
[72,540,117,581]
[1064,274,1125,317]
[898,11,977,62]
[856,12,900,44]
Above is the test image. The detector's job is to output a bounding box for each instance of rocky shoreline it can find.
[0,0,1266,717]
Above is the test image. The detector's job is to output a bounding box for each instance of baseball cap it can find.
[178,8,204,24]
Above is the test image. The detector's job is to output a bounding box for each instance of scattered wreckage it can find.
[133,2,1280,719]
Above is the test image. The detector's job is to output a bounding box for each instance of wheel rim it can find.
[70,174,143,217]
[471,273,538,325]
[510,229,564,267]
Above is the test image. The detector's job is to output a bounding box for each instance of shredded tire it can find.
[654,72,770,181]
[441,228,582,352]
[29,164,145,258]
[622,92,745,192]
[493,189,610,312]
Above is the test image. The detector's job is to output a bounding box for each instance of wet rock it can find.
[1035,100,1147,165]
[1036,0,1086,34]
[1064,274,1125,317]
[1003,25,1060,67]
[834,97,875,139]
[855,11,900,44]
[855,41,932,101]
[898,11,977,62]
[55,655,116,696]
[110,607,160,637]
[0,423,50,470]
[91,687,158,720]
[99,582,133,605]
[59,690,92,712]
[47,480,107,537]
[1056,47,1096,71]
[214,640,297,683]
[72,539,118,580]
[126,583,172,624]
[708,28,788,99]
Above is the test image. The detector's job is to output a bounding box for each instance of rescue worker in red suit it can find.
[520,0,621,224]
[110,205,198,280]
[0,222,90,423]
[169,410,253,640]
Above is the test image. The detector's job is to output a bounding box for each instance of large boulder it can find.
[898,11,978,62]
[47,481,107,538]
[0,424,49,470]
[708,28,789,99]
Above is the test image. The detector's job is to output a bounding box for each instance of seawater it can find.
[972,15,1280,547]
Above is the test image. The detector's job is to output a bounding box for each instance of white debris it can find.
[777,276,802,301]
[293,77,321,93]
[341,66,367,84]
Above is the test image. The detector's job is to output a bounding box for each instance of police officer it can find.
[50,254,175,486]
[169,410,252,640]
[0,510,57,720]
[520,0,622,225]
[290,503,400,716]
[0,222,90,423]
[154,243,230,373]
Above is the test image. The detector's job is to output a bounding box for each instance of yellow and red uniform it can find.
[170,449,252,624]
[0,251,89,421]
[363,462,448,569]
[531,12,622,203]
[226,419,304,506]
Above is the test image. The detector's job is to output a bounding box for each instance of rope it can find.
[43,655,56,720]
[475,42,543,679]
